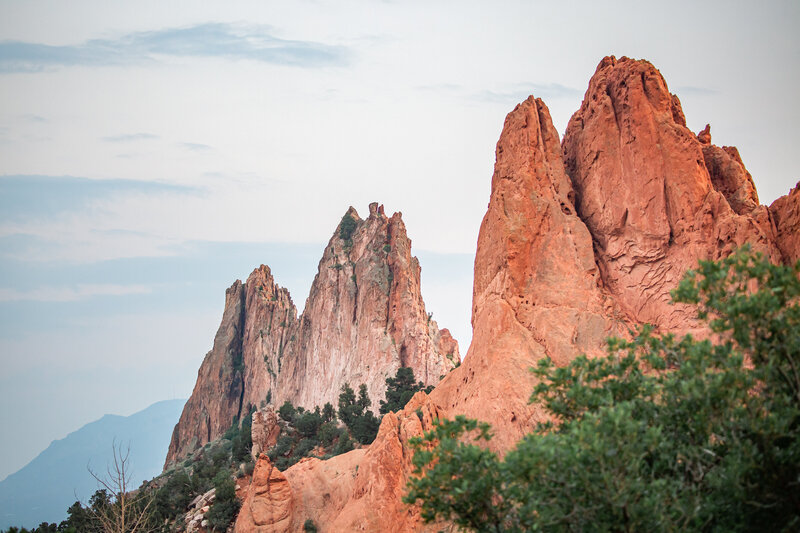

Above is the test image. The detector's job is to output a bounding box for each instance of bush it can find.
[318,421,340,447]
[268,435,295,461]
[380,367,431,414]
[333,432,354,455]
[303,519,318,532]
[351,411,380,445]
[278,400,296,422]
[339,212,358,241]
[295,409,323,438]
[154,469,192,522]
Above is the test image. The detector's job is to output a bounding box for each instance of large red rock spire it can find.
[562,56,781,333]
[165,204,458,467]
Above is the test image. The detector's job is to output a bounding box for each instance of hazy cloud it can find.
[0,175,198,223]
[18,114,47,123]
[673,86,720,96]
[0,23,350,73]
[102,133,159,142]
[417,82,581,103]
[180,142,212,151]
[473,83,581,103]
[0,283,151,302]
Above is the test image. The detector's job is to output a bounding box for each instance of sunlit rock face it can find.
[165,203,458,468]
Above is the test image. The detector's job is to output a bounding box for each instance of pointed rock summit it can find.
[165,204,458,467]
[562,55,780,333]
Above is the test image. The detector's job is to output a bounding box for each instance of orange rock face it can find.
[165,204,458,467]
[770,181,800,264]
[235,457,294,533]
[251,407,281,461]
[562,56,780,334]
[232,56,800,532]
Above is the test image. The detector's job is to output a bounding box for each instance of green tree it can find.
[278,400,296,423]
[322,402,336,423]
[339,212,358,241]
[337,383,359,427]
[295,409,323,439]
[380,367,432,414]
[351,410,380,445]
[405,248,800,532]
[357,384,371,411]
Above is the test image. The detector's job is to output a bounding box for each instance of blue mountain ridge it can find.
[0,399,185,529]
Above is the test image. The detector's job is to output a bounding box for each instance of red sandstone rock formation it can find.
[770,181,800,264]
[165,204,458,467]
[562,55,780,334]
[232,56,799,532]
[235,457,294,533]
[251,407,281,461]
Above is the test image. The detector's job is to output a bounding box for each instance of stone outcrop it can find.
[251,407,281,461]
[230,56,800,532]
[166,204,459,467]
[184,488,216,533]
[770,181,800,264]
[235,458,293,533]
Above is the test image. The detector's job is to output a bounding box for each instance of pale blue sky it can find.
[1,0,798,480]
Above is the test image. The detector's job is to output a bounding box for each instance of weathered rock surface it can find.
[562,55,781,334]
[235,457,294,533]
[770,181,800,264]
[166,204,458,467]
[251,407,281,461]
[229,56,800,532]
[167,281,247,463]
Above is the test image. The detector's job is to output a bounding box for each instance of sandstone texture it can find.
[166,204,458,467]
[251,406,281,461]
[231,56,799,532]
[770,181,800,264]
[562,56,780,334]
[235,458,294,533]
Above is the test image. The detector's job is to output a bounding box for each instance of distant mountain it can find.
[0,399,185,529]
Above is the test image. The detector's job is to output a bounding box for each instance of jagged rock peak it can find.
[563,54,780,332]
[165,203,458,468]
[770,181,800,264]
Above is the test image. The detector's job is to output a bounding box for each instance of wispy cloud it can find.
[0,174,199,223]
[673,86,720,96]
[18,114,47,123]
[102,133,159,142]
[0,23,349,73]
[417,82,581,103]
[473,83,581,103]
[180,142,211,152]
[0,283,151,302]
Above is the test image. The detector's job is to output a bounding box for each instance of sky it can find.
[1,0,798,481]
